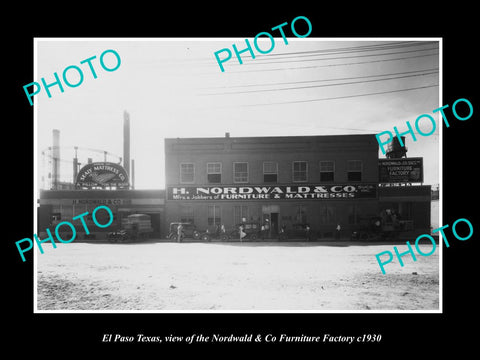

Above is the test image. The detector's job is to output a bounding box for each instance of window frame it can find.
[292,161,308,183]
[208,205,221,226]
[263,161,278,183]
[233,162,249,183]
[179,162,195,184]
[206,162,222,184]
[347,160,363,182]
[319,160,335,182]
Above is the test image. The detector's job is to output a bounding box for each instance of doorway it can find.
[270,212,279,236]
[262,205,280,239]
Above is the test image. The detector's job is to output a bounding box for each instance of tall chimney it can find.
[52,129,60,190]
[73,146,79,185]
[123,111,130,181]
[131,159,135,190]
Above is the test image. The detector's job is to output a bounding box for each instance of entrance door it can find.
[262,205,280,239]
[270,212,279,237]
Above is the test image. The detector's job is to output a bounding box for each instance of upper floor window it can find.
[320,161,335,182]
[292,161,308,182]
[180,163,194,183]
[347,160,362,181]
[207,162,222,183]
[263,161,278,183]
[233,162,248,183]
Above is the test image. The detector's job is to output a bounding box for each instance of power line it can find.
[245,46,439,66]
[201,71,438,95]
[236,84,439,107]
[202,68,439,90]
[256,41,437,59]
[227,53,438,73]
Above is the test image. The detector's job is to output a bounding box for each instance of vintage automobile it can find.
[167,222,201,241]
[350,215,414,241]
[219,222,262,241]
[107,214,153,243]
[197,224,225,242]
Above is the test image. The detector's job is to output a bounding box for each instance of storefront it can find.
[38,189,165,239]
[166,183,379,238]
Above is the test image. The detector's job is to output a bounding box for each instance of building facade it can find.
[165,134,388,238]
[38,189,165,239]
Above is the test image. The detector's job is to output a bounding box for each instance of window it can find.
[320,161,335,182]
[208,205,221,226]
[234,205,248,225]
[292,161,308,182]
[233,162,248,183]
[263,161,278,183]
[347,160,362,182]
[348,205,357,224]
[180,163,194,183]
[295,205,307,223]
[180,205,194,223]
[319,205,336,224]
[207,162,222,183]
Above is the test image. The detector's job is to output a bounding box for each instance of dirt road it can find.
[36,241,439,311]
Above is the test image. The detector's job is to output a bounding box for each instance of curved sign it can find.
[76,162,129,189]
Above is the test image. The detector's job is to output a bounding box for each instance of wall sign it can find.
[379,157,423,183]
[167,184,377,201]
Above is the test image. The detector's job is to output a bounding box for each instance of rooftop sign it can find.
[76,162,129,189]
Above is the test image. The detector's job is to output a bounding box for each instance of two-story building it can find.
[164,133,384,238]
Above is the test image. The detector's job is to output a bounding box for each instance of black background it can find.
[5,4,478,356]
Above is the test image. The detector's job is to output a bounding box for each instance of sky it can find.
[35,38,440,190]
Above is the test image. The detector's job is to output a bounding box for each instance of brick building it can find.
[164,133,412,239]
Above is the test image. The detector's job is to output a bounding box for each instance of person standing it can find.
[239,224,246,242]
[264,219,270,239]
[335,223,341,240]
[177,223,183,243]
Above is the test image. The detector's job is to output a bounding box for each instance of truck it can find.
[350,212,414,241]
[107,214,153,243]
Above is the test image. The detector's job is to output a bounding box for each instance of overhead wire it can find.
[235,84,439,107]
[226,53,438,73]
[254,41,437,59]
[200,71,438,95]
[201,68,439,89]
[243,46,439,66]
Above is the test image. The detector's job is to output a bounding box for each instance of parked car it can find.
[220,222,262,241]
[198,224,225,241]
[108,214,153,242]
[167,222,201,241]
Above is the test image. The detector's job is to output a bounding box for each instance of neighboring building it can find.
[38,189,165,239]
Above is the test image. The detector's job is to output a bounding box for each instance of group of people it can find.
[176,221,344,242]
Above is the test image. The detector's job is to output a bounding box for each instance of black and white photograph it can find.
[33,38,440,312]
[6,6,478,354]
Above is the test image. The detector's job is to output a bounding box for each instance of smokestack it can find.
[52,129,60,190]
[123,111,130,181]
[131,159,135,190]
[73,147,79,185]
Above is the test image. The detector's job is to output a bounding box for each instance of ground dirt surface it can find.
[36,240,440,311]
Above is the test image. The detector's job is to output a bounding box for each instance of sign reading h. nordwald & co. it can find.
[167,184,377,201]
